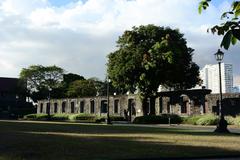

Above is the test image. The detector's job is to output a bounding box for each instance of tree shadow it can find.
[1,120,240,136]
[0,128,240,160]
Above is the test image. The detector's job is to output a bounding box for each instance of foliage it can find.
[234,116,240,125]
[182,116,202,125]
[63,73,85,86]
[20,65,65,101]
[69,114,96,121]
[51,114,69,121]
[23,113,125,123]
[107,24,201,115]
[23,114,48,120]
[196,114,219,125]
[133,114,182,124]
[88,77,116,96]
[225,116,235,125]
[67,80,97,97]
[183,114,219,125]
[199,0,240,50]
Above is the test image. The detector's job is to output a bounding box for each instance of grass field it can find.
[0,120,240,160]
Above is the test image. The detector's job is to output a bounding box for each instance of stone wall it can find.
[37,94,143,118]
[37,93,240,117]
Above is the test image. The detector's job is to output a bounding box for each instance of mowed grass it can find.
[0,121,240,160]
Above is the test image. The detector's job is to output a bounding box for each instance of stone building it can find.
[37,89,240,119]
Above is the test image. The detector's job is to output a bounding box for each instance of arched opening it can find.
[54,102,58,113]
[101,100,107,113]
[46,102,50,114]
[80,101,84,113]
[114,99,119,114]
[71,102,75,113]
[62,101,66,113]
[90,100,95,113]
[40,103,43,113]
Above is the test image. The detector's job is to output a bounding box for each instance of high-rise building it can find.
[233,85,240,93]
[200,63,233,93]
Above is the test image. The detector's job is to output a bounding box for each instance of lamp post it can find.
[106,77,112,124]
[47,87,52,120]
[214,49,229,133]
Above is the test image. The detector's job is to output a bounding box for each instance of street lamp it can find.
[106,77,112,124]
[214,49,229,133]
[47,87,52,120]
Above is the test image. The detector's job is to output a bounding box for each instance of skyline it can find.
[0,0,239,85]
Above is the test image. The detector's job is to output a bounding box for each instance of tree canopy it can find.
[19,65,110,100]
[199,0,240,50]
[20,65,65,101]
[107,24,201,115]
[67,80,97,98]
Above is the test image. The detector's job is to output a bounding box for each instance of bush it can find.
[225,116,235,125]
[234,116,240,126]
[51,114,69,121]
[70,114,96,121]
[110,116,125,121]
[182,115,202,125]
[196,114,219,125]
[24,114,48,120]
[133,114,182,124]
[95,116,125,123]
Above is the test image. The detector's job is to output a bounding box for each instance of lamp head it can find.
[214,49,224,62]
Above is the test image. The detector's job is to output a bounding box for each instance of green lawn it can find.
[0,120,240,160]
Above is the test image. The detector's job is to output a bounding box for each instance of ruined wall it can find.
[37,93,240,117]
[37,94,143,117]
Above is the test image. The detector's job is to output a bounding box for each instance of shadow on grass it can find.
[1,120,239,136]
[0,121,240,160]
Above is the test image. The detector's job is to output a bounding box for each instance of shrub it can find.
[196,114,219,125]
[225,116,235,125]
[133,114,182,124]
[182,116,202,125]
[110,116,125,121]
[70,114,96,121]
[51,114,69,121]
[24,114,48,120]
[234,116,240,126]
[95,116,125,123]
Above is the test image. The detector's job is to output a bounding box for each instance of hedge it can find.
[196,114,219,125]
[234,116,240,125]
[24,114,49,120]
[133,114,182,124]
[51,114,69,121]
[23,113,125,123]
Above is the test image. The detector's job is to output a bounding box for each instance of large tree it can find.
[107,24,201,115]
[20,65,65,101]
[199,0,240,50]
[67,80,97,98]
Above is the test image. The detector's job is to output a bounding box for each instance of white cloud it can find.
[0,0,239,84]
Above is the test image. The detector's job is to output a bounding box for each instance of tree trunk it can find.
[149,96,156,115]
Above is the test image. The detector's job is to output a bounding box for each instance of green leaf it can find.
[198,3,203,14]
[232,29,240,40]
[220,30,232,50]
[235,9,240,17]
[231,36,237,45]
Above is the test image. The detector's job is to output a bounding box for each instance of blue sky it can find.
[48,0,232,7]
[49,0,85,7]
[0,0,239,85]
